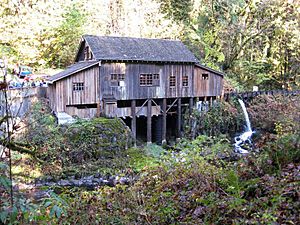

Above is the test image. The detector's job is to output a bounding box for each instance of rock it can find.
[103,179,109,185]
[193,206,205,218]
[119,177,129,185]
[58,180,71,186]
[44,176,54,182]
[94,173,101,178]
[108,177,116,187]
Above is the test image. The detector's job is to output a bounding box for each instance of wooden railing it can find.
[223,89,300,101]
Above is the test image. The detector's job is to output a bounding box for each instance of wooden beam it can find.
[131,100,136,147]
[147,99,152,144]
[177,97,182,138]
[166,98,178,113]
[162,98,167,145]
[136,99,149,116]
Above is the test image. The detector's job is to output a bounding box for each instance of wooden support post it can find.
[96,102,101,117]
[162,98,167,145]
[177,98,182,139]
[131,100,136,147]
[147,99,152,145]
[189,97,194,115]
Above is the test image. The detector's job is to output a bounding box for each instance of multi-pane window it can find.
[182,75,189,87]
[110,73,125,86]
[73,82,84,91]
[140,73,160,86]
[202,74,209,80]
[169,75,176,87]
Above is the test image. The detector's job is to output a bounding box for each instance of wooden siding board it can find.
[193,66,223,97]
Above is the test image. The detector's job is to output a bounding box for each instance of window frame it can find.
[169,75,176,87]
[73,82,84,91]
[182,75,189,87]
[139,73,160,86]
[110,73,125,86]
[84,46,92,60]
[202,73,209,80]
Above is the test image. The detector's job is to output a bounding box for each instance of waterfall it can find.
[238,99,252,132]
[234,99,254,154]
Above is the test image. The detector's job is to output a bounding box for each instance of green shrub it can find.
[185,99,245,138]
[263,133,300,173]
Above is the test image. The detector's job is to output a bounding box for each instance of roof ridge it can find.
[83,34,181,42]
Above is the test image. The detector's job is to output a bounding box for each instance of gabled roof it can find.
[195,63,224,77]
[80,35,199,63]
[48,60,99,83]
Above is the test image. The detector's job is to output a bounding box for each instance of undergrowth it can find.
[1,96,299,224]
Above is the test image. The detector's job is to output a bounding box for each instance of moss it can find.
[20,102,133,178]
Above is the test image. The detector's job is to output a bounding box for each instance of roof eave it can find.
[195,63,225,77]
[48,61,100,83]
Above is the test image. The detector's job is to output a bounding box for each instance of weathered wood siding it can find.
[48,83,57,111]
[193,66,223,97]
[48,61,224,119]
[48,65,99,118]
[100,62,194,100]
[76,40,94,62]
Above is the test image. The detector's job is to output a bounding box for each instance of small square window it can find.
[110,73,125,86]
[202,74,209,80]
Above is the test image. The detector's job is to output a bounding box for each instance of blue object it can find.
[18,66,32,78]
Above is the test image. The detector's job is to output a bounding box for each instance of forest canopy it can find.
[0,0,299,90]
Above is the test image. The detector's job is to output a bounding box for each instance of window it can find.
[84,46,92,60]
[202,73,209,80]
[169,75,176,87]
[182,75,189,87]
[140,73,159,86]
[73,82,84,91]
[110,73,125,86]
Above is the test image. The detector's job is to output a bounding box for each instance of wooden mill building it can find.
[48,35,224,144]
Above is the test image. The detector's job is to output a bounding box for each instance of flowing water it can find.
[234,99,254,154]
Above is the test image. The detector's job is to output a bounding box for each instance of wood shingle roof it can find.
[48,60,99,83]
[82,35,199,63]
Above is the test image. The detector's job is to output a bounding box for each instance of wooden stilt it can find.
[96,102,101,117]
[162,98,167,145]
[147,99,152,144]
[189,97,194,115]
[177,98,182,138]
[131,100,136,146]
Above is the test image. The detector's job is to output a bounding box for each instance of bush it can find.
[185,99,245,138]
[20,100,133,178]
[248,95,300,133]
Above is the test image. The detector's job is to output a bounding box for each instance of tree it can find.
[38,4,86,68]
[158,0,300,90]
